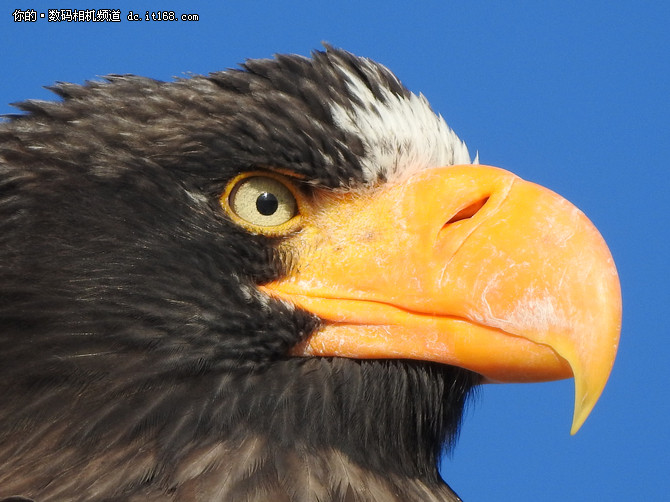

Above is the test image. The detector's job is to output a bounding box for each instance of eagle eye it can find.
[224,174,299,230]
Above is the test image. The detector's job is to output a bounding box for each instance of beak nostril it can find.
[446,197,490,225]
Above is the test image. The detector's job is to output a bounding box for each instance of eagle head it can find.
[0,47,620,501]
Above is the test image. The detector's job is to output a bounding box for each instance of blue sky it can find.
[2,2,668,500]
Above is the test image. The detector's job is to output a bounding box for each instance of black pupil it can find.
[256,192,279,216]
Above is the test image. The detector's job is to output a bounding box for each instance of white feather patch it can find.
[330,62,473,183]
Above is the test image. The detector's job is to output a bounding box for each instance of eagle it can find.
[0,47,621,501]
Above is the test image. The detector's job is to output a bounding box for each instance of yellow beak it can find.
[262,165,621,433]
